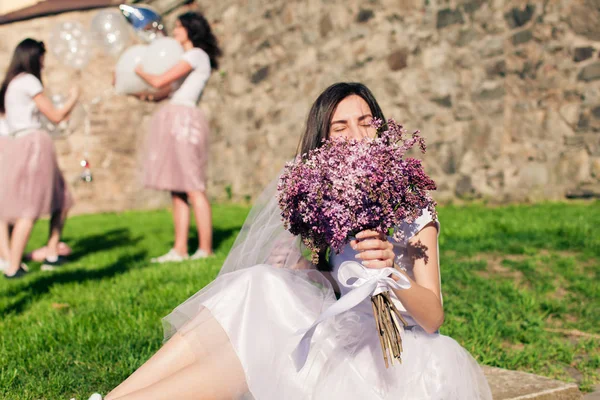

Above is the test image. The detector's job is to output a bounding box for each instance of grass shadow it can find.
[65,228,139,263]
[1,250,148,316]
[186,226,242,253]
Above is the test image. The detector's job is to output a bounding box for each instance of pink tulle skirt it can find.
[0,130,73,222]
[143,103,210,193]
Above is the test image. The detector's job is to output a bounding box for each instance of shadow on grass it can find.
[187,226,242,253]
[1,226,242,317]
[1,251,148,317]
[65,228,139,263]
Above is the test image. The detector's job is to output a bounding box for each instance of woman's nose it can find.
[348,124,369,140]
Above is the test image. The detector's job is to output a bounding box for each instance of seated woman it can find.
[83,82,492,400]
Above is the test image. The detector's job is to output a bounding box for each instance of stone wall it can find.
[1,0,599,214]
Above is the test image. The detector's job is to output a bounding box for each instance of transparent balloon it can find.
[49,21,93,70]
[90,9,131,57]
[141,37,184,75]
[114,44,151,94]
[39,94,86,137]
[119,4,165,43]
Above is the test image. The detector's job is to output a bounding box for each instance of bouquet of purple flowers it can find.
[278,118,437,367]
[278,118,437,262]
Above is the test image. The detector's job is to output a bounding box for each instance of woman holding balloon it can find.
[0,38,79,278]
[134,12,222,263]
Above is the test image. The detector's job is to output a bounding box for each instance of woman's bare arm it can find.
[34,87,79,124]
[135,60,192,89]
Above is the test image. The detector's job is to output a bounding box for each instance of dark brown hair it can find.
[0,38,45,114]
[178,12,222,70]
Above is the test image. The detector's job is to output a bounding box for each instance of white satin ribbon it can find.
[291,261,411,371]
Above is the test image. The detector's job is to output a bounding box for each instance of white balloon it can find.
[49,21,93,70]
[141,37,184,75]
[114,45,150,94]
[91,9,131,56]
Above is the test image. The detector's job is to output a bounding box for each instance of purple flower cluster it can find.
[278,119,437,263]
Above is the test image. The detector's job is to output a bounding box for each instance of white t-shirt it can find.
[170,48,212,107]
[4,73,43,133]
[0,117,9,136]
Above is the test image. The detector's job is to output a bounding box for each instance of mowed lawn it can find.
[0,202,598,399]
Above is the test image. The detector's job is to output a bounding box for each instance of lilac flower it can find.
[278,119,437,263]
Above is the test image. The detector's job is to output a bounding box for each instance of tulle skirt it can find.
[163,265,493,399]
[0,130,73,222]
[143,103,209,193]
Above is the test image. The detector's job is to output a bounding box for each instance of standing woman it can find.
[135,11,221,263]
[0,38,78,278]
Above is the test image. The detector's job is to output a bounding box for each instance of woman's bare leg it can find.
[4,218,34,276]
[0,221,10,261]
[111,347,247,400]
[188,191,213,254]
[46,207,68,258]
[172,192,190,256]
[105,334,196,400]
[106,309,237,399]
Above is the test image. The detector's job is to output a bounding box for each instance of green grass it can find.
[1,201,599,399]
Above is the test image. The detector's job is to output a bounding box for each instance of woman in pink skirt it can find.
[135,12,221,263]
[0,38,79,278]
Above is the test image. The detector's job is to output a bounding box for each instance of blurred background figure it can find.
[0,38,79,278]
[133,11,222,263]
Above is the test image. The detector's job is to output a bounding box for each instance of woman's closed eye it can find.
[332,123,346,132]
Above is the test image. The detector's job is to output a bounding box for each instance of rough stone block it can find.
[577,63,600,82]
[568,0,600,41]
[250,66,270,84]
[483,366,582,399]
[356,9,374,23]
[574,47,595,62]
[386,48,408,71]
[512,30,534,46]
[436,8,464,29]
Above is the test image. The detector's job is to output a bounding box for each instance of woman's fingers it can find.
[349,232,394,269]
[355,230,386,240]
[355,249,394,262]
[351,237,393,251]
[361,258,394,269]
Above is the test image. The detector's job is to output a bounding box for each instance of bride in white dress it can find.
[91,82,492,400]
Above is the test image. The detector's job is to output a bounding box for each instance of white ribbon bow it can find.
[291,261,411,371]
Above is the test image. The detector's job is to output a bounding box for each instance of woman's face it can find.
[173,20,189,45]
[329,95,376,140]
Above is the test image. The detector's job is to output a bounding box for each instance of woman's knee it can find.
[186,190,209,204]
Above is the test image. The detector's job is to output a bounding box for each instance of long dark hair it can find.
[297,82,386,156]
[0,38,45,114]
[178,12,222,70]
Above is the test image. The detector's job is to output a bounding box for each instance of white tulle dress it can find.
[162,183,492,400]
